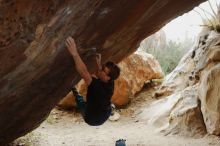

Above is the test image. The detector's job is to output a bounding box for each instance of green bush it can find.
[144,40,191,75]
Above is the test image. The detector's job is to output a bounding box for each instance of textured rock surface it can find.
[141,29,220,137]
[156,30,220,97]
[113,50,163,107]
[119,51,163,94]
[163,85,206,137]
[140,85,206,137]
[59,51,163,108]
[199,62,220,135]
[0,0,205,144]
[155,46,196,97]
[110,76,131,107]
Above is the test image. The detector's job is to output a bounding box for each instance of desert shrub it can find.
[194,0,220,32]
[143,39,192,75]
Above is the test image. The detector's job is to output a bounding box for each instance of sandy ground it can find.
[11,87,220,146]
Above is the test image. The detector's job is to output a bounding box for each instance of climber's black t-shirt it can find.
[84,77,114,126]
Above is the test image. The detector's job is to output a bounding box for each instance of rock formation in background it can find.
[140,28,220,137]
[58,50,163,108]
[139,29,167,52]
[0,0,206,144]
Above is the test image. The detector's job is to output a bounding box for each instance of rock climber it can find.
[65,36,120,126]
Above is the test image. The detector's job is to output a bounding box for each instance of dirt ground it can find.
[10,86,220,146]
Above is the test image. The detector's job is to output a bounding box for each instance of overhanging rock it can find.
[0,0,205,144]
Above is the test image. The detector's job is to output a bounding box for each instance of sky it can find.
[162,0,219,42]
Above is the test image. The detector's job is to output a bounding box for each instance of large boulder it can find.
[140,29,220,137]
[113,50,163,107]
[59,51,163,108]
[0,0,206,144]
[140,85,206,137]
[118,51,163,94]
[199,64,220,135]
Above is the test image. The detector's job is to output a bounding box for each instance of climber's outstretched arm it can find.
[65,36,92,85]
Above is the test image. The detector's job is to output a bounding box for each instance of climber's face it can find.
[97,66,110,82]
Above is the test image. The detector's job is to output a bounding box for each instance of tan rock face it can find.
[0,0,205,144]
[140,85,206,137]
[119,51,163,95]
[141,29,220,137]
[111,77,131,107]
[59,51,163,108]
[155,49,196,97]
[164,86,206,137]
[199,64,220,135]
[112,51,163,107]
